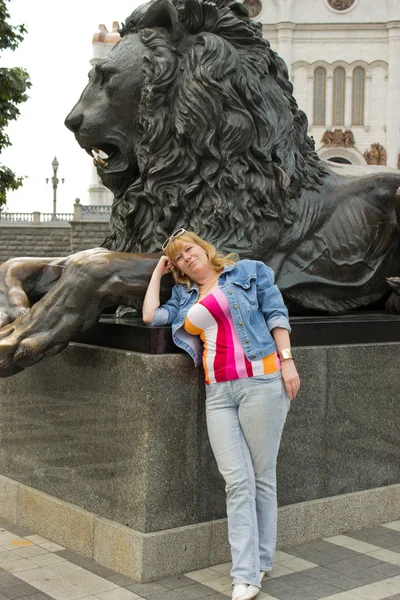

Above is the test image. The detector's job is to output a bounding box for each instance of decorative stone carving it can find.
[322,129,355,148]
[243,0,262,18]
[364,144,387,166]
[328,0,356,10]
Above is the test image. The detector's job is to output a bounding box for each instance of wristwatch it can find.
[278,348,293,361]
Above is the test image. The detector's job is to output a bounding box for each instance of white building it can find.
[245,0,400,168]
[89,0,400,203]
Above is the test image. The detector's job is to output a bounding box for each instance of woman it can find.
[143,230,300,600]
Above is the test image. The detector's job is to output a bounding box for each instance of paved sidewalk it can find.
[2,518,400,600]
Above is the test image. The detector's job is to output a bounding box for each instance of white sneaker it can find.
[232,583,260,600]
[260,570,270,583]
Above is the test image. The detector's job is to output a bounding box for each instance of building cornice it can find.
[263,23,387,32]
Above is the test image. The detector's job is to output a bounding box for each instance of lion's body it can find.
[66,0,400,314]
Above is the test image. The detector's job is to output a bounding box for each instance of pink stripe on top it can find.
[183,288,280,385]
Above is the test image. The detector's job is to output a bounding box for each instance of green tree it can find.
[0,0,31,208]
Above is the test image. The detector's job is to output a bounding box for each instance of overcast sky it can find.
[2,0,143,214]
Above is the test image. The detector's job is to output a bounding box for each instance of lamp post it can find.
[46,157,64,217]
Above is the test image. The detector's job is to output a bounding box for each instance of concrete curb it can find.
[1,473,400,582]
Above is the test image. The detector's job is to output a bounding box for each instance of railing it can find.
[0,200,111,224]
[0,211,73,224]
[81,205,111,216]
[0,212,34,222]
[40,213,74,222]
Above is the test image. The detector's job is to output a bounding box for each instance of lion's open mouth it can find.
[85,143,126,173]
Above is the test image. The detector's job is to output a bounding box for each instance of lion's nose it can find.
[65,108,83,133]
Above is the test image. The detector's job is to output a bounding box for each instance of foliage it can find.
[0,0,31,207]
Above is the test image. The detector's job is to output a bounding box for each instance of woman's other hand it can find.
[281,359,300,400]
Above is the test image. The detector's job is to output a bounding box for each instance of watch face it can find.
[328,0,356,9]
[243,0,262,18]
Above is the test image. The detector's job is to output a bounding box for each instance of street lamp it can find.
[46,157,64,217]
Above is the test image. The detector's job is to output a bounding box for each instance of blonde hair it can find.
[164,231,239,286]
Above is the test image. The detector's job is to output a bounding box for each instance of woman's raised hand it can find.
[155,256,173,276]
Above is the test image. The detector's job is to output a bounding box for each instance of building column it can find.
[326,74,333,130]
[345,74,352,128]
[276,22,296,80]
[364,74,372,131]
[386,21,400,168]
[308,75,314,127]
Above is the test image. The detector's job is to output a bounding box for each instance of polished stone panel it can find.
[0,341,400,537]
[325,344,400,498]
[0,345,204,533]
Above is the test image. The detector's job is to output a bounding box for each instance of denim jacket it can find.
[150,259,291,367]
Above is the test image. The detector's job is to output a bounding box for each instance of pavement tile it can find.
[203,576,231,593]
[268,564,294,578]
[12,549,49,560]
[1,561,37,574]
[24,594,54,600]
[321,593,366,600]
[28,556,66,568]
[383,522,400,532]
[5,529,33,540]
[15,567,64,583]
[175,583,220,599]
[124,582,169,598]
[287,547,341,565]
[368,550,400,566]
[38,544,65,553]
[53,555,114,580]
[136,589,191,600]
[348,556,386,569]
[307,567,365,590]
[278,556,318,572]
[186,570,220,584]
[0,573,21,588]
[94,589,141,600]
[367,563,400,580]
[160,575,207,588]
[324,536,381,554]
[23,539,50,547]
[294,579,346,599]
[371,578,400,595]
[103,576,137,588]
[271,571,318,587]
[349,582,393,599]
[209,564,231,576]
[64,576,118,595]
[274,551,295,562]
[197,595,227,600]
[0,583,39,599]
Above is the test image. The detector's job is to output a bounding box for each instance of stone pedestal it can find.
[0,340,400,580]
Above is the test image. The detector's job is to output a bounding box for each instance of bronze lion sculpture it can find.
[0,0,400,376]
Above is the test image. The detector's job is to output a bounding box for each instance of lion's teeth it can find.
[93,147,100,153]
[97,157,109,167]
[93,157,99,166]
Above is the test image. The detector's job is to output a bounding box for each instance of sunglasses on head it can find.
[162,228,187,251]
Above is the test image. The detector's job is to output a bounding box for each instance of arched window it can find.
[352,67,365,126]
[313,67,326,126]
[332,67,346,126]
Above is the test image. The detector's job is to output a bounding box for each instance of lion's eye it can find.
[99,71,112,87]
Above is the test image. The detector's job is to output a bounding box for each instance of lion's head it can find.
[66,0,327,256]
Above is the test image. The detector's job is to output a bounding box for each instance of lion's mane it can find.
[102,0,327,254]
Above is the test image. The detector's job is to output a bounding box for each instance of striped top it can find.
[183,287,280,385]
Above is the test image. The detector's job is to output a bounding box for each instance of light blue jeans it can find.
[205,372,290,588]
